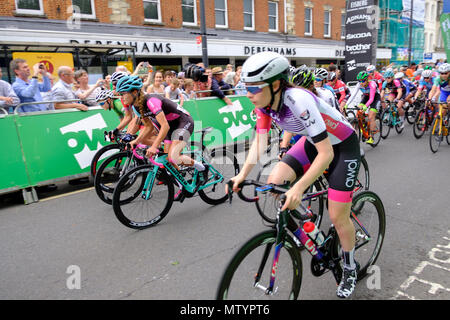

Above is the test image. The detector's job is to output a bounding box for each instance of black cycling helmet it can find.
[291,67,315,88]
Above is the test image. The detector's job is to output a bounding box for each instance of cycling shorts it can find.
[281,132,361,203]
[361,95,381,112]
[165,114,194,143]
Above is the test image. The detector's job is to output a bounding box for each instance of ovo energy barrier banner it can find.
[0,96,256,194]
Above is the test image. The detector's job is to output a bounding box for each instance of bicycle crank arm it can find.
[254,282,278,296]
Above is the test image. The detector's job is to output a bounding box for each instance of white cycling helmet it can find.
[394,72,404,79]
[241,52,290,83]
[438,63,450,73]
[95,89,114,102]
[366,65,376,73]
[314,68,329,80]
[422,70,433,78]
[111,71,127,85]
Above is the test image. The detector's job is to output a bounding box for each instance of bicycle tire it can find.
[405,104,416,124]
[94,151,144,205]
[429,117,442,153]
[380,109,391,139]
[332,190,386,280]
[254,158,324,226]
[112,164,174,230]
[198,147,240,205]
[216,230,303,300]
[90,144,121,178]
[370,116,383,147]
[413,109,427,139]
[395,120,404,134]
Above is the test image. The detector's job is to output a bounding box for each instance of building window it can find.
[305,7,312,35]
[15,0,44,15]
[215,0,228,28]
[244,0,254,30]
[268,1,278,32]
[341,12,346,39]
[182,0,197,26]
[144,0,161,22]
[324,10,331,37]
[72,0,96,19]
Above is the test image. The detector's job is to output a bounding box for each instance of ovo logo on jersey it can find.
[59,114,108,169]
[218,100,253,140]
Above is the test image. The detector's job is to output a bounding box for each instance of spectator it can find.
[233,66,247,95]
[146,70,165,95]
[115,65,130,74]
[52,66,88,111]
[165,78,184,106]
[224,71,236,88]
[11,58,52,112]
[74,69,104,106]
[211,67,233,105]
[177,72,185,90]
[181,78,195,100]
[328,64,341,79]
[0,68,20,112]
[192,65,212,98]
[163,70,175,87]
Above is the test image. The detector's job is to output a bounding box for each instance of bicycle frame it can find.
[431,103,448,136]
[385,101,401,127]
[141,150,225,200]
[357,110,371,140]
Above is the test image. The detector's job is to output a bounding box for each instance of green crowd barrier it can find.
[0,95,257,203]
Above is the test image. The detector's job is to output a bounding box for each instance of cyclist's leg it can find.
[326,133,361,298]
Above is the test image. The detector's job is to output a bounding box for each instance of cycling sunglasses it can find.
[245,83,270,94]
[423,77,430,80]
[315,78,324,82]
[440,72,449,75]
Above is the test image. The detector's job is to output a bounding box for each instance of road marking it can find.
[392,231,450,300]
[39,187,94,202]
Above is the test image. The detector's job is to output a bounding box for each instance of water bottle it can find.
[303,221,325,246]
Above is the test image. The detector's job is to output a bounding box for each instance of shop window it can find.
[268,1,278,32]
[215,0,228,28]
[182,0,197,26]
[71,0,96,19]
[15,0,44,15]
[244,0,254,30]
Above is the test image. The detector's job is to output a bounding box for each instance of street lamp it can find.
[408,0,414,65]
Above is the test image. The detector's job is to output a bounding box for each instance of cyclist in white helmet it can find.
[228,52,361,299]
[366,65,384,91]
[313,68,339,110]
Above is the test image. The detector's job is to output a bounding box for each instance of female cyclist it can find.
[115,76,207,181]
[346,71,382,145]
[228,52,361,299]
[380,70,405,128]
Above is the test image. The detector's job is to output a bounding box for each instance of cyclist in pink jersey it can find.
[327,72,351,113]
[366,65,384,91]
[228,52,361,299]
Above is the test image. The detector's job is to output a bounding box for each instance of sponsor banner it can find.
[12,52,74,82]
[344,0,375,80]
[440,13,450,62]
[402,0,425,27]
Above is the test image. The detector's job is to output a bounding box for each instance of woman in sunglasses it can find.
[346,71,381,145]
[228,52,361,299]
[380,70,406,128]
[429,63,450,105]
[115,76,208,183]
[414,69,434,101]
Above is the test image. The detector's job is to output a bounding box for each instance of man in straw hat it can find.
[211,66,233,106]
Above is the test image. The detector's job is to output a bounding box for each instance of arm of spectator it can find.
[210,79,226,99]
[53,87,88,111]
[76,79,103,100]
[131,62,145,76]
[39,75,52,92]
[165,86,171,99]
[178,89,184,106]
[12,78,40,99]
[0,82,20,106]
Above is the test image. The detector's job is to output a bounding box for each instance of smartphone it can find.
[39,63,45,69]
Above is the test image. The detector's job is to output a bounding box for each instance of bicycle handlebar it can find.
[226,180,287,204]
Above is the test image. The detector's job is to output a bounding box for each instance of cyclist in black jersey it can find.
[115,76,207,177]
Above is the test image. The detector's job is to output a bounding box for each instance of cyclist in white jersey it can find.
[228,52,361,299]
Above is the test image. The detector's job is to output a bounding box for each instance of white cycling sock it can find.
[343,248,356,270]
[193,160,205,171]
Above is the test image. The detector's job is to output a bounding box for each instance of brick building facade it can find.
[0,1,391,79]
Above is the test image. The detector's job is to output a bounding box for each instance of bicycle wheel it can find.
[429,117,442,153]
[395,117,404,134]
[216,230,303,300]
[94,151,143,205]
[112,164,174,229]
[370,116,382,147]
[90,144,121,178]
[354,156,370,194]
[198,147,240,205]
[332,190,385,280]
[405,104,416,124]
[380,109,391,139]
[413,109,427,139]
[254,158,324,226]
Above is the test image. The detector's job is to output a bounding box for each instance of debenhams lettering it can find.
[244,46,297,56]
[346,32,372,40]
[70,39,172,54]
